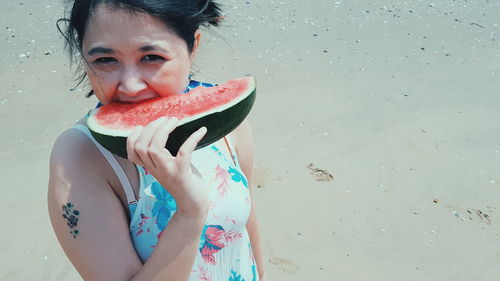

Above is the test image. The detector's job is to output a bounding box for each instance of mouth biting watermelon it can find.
[86,77,256,158]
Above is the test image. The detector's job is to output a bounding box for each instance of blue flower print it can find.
[229,167,248,188]
[202,82,215,87]
[211,145,225,158]
[184,80,215,93]
[188,80,201,89]
[150,182,177,231]
[229,270,246,281]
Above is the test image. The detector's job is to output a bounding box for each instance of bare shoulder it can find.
[49,127,112,191]
[48,128,141,280]
[50,126,104,171]
[229,118,254,179]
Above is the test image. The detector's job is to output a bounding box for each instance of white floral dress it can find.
[127,81,258,281]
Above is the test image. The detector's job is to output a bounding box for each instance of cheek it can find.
[87,70,118,101]
[152,62,191,95]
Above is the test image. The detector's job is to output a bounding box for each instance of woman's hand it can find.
[126,117,209,216]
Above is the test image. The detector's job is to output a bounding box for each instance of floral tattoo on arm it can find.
[62,202,80,238]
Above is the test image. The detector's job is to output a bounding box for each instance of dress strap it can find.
[72,124,137,205]
[223,135,239,168]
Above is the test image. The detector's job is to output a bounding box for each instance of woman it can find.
[47,1,266,280]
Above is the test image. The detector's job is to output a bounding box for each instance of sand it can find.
[1,0,499,280]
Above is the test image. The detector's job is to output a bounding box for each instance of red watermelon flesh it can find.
[88,77,254,137]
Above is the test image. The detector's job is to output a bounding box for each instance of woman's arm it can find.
[231,119,267,280]
[48,124,207,281]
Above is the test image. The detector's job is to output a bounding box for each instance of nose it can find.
[117,67,147,96]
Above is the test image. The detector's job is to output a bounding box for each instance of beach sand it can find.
[1,0,499,280]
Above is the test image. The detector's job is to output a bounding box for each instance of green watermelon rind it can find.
[86,80,256,159]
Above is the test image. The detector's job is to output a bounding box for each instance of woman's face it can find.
[82,5,199,105]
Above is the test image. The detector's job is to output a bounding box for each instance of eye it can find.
[142,54,165,62]
[92,57,117,64]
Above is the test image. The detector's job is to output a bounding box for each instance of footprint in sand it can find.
[268,257,300,274]
[307,162,333,182]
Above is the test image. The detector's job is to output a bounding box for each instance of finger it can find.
[150,117,179,154]
[149,117,179,163]
[133,117,168,168]
[126,125,145,165]
[176,126,207,168]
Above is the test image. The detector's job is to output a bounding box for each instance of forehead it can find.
[82,4,183,50]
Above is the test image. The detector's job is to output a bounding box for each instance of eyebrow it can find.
[86,47,114,56]
[139,44,169,53]
[86,45,169,56]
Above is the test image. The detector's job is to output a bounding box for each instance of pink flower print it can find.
[214,165,230,197]
[139,214,150,226]
[195,265,212,281]
[199,225,226,264]
[135,213,150,237]
[209,200,216,210]
[210,201,220,220]
[224,216,237,225]
[157,230,164,240]
[224,229,242,243]
[199,225,242,265]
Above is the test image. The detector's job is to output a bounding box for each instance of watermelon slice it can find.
[86,77,256,158]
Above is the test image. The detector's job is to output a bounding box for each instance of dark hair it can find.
[57,0,223,96]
